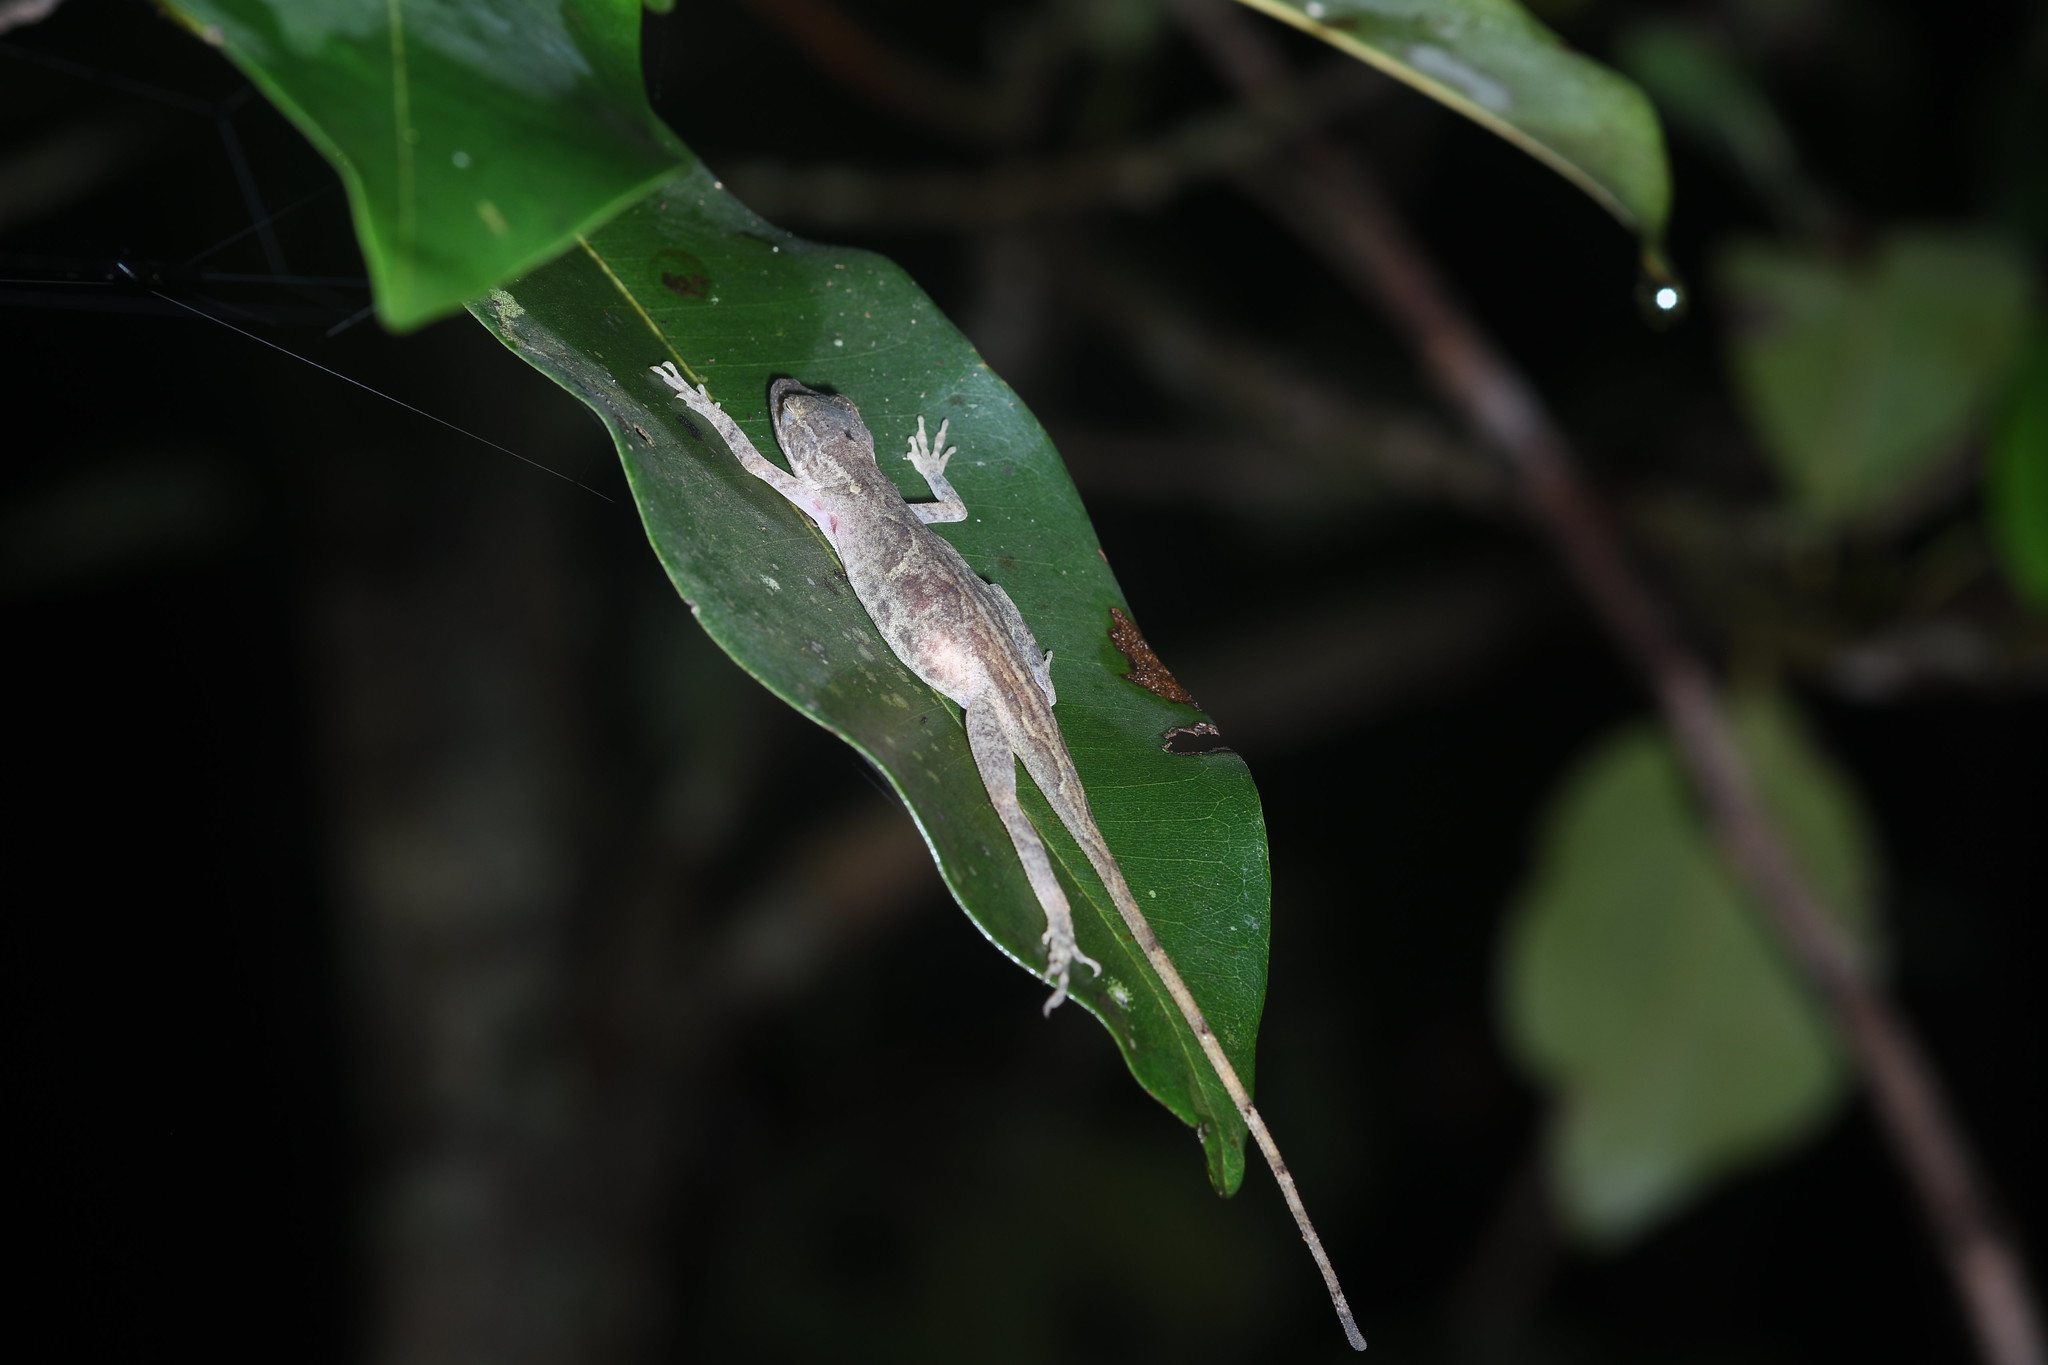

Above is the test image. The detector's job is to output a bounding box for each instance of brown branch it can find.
[1169,3,2046,1363]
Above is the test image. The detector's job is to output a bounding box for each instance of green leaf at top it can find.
[1989,336,2048,610]
[468,167,1271,1194]
[1237,0,1672,252]
[1499,694,1880,1246]
[164,0,683,331]
[1720,232,2036,528]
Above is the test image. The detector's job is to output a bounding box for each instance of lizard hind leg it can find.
[963,694,1101,1013]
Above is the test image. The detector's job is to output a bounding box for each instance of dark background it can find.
[4,1,2042,1360]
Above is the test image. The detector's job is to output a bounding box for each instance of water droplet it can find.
[1634,252,1689,330]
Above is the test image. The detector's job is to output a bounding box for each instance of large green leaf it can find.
[1989,336,2048,610]
[1237,0,1672,252]
[1500,695,1879,1245]
[1720,232,2036,527]
[470,176,1270,1192]
[165,0,683,331]
[159,0,1274,1193]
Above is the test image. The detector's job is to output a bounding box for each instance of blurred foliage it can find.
[1990,337,2048,608]
[1501,694,1879,1245]
[1720,232,2034,528]
[1616,18,1818,234]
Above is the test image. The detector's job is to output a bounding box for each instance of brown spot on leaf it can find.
[654,248,712,299]
[1108,606,1200,708]
[1162,722,1230,756]
[631,423,653,445]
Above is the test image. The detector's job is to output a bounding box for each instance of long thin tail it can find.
[1052,775,1365,1351]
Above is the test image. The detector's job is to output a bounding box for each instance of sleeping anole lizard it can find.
[651,363,1363,1351]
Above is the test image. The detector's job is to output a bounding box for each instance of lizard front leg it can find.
[964,692,1102,1012]
[649,362,829,520]
[904,416,968,525]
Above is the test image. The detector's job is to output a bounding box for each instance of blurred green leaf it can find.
[469,170,1270,1194]
[1501,695,1879,1245]
[1990,336,2048,609]
[1615,20,1818,234]
[1238,0,1672,252]
[164,0,683,330]
[1720,232,2036,526]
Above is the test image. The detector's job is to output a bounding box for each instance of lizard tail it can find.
[1059,802,1366,1351]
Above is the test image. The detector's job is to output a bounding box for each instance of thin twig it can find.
[1170,3,2045,1363]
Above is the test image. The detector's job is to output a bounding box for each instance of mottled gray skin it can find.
[651,365,1105,1007]
[649,363,1363,1347]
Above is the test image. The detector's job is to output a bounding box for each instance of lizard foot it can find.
[904,415,955,480]
[1040,925,1105,1015]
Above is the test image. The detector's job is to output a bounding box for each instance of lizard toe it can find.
[1041,967,1072,1015]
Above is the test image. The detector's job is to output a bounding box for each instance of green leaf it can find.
[164,0,1274,1195]
[1237,0,1672,252]
[1989,335,2048,610]
[1614,20,1817,234]
[164,0,684,331]
[469,172,1270,1194]
[1500,694,1880,1245]
[1720,232,2037,527]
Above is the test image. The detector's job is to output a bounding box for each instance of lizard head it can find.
[770,378,877,484]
